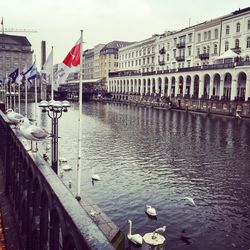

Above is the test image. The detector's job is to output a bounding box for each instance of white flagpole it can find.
[12,83,15,111]
[76,30,83,201]
[18,73,21,113]
[34,56,38,125]
[25,74,27,116]
[51,46,54,101]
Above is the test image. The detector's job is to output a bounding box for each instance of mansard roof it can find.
[0,33,31,46]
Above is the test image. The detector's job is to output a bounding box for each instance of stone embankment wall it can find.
[110,94,250,119]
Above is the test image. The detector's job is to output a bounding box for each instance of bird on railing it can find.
[152,225,166,239]
[18,117,49,151]
[6,109,24,126]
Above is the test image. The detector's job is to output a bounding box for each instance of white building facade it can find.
[108,7,250,102]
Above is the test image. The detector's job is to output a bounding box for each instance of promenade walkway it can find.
[0,159,22,250]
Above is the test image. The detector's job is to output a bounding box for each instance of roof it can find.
[216,49,240,60]
[0,34,31,46]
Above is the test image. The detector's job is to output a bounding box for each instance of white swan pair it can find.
[127,219,166,246]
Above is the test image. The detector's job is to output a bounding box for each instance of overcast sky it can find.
[1,0,249,68]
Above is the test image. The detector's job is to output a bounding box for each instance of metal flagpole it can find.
[12,83,16,111]
[18,73,21,113]
[76,30,83,201]
[24,75,27,116]
[51,46,54,101]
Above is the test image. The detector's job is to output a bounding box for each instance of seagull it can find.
[145,204,157,217]
[6,109,24,125]
[18,117,49,151]
[184,197,196,206]
[127,219,143,246]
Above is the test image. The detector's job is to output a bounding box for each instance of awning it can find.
[67,78,102,84]
[216,49,240,60]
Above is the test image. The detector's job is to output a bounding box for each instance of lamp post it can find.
[39,100,70,174]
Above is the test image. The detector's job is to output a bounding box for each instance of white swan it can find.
[184,196,196,206]
[91,168,100,181]
[145,204,157,217]
[127,219,143,246]
[62,164,72,171]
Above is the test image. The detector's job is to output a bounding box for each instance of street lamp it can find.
[39,100,70,174]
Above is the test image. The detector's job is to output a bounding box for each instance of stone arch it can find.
[203,74,210,98]
[152,78,156,95]
[130,79,133,93]
[185,75,192,96]
[213,73,221,97]
[223,72,232,100]
[138,79,141,94]
[171,76,176,97]
[164,77,169,97]
[143,79,147,94]
[193,75,200,98]
[126,79,129,94]
[157,77,162,96]
[178,76,184,95]
[237,71,247,100]
[147,78,151,95]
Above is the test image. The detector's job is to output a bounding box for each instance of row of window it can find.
[225,20,250,35]
[224,37,250,51]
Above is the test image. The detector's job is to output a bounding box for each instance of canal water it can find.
[24,102,250,250]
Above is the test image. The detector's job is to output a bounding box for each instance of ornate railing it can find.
[0,110,115,250]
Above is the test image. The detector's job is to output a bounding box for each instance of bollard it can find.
[142,232,166,250]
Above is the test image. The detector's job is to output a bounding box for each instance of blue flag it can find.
[8,68,19,83]
[24,62,38,84]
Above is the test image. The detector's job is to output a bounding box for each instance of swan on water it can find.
[91,168,100,181]
[145,204,157,217]
[127,219,143,246]
[62,164,72,171]
[184,196,196,206]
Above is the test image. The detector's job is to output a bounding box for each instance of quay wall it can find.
[109,94,250,118]
[0,110,121,250]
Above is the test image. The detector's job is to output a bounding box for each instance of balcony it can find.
[199,53,209,60]
[231,47,241,54]
[175,56,185,62]
[158,60,165,65]
[159,47,166,54]
[176,42,186,49]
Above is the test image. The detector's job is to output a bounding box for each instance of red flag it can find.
[56,38,81,85]
[63,39,80,67]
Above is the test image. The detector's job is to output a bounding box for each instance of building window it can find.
[208,31,211,40]
[188,46,192,56]
[236,22,240,32]
[214,44,218,54]
[215,29,218,39]
[173,49,176,57]
[166,54,169,61]
[226,25,230,35]
[188,33,192,43]
[207,46,210,54]
[174,38,177,45]
[225,41,229,51]
[187,60,191,67]
[167,43,170,50]
[248,20,250,30]
[204,32,207,41]
[198,33,201,42]
[247,37,250,48]
[235,39,240,48]
[203,46,206,53]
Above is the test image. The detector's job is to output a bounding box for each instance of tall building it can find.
[108,7,250,102]
[0,33,33,79]
[99,40,133,82]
